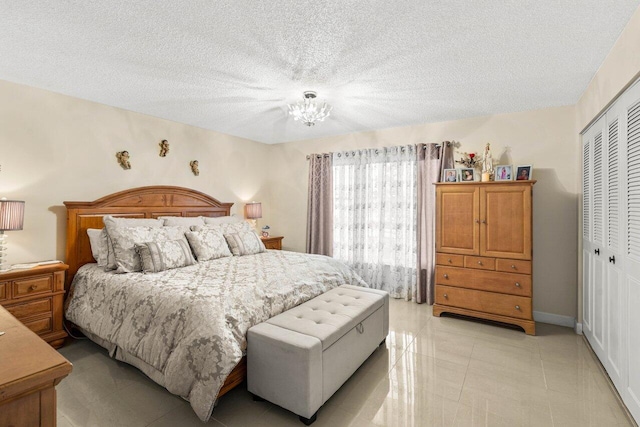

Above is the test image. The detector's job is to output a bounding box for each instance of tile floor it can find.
[57,300,635,426]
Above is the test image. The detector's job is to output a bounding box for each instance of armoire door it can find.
[479,184,532,260]
[436,185,479,255]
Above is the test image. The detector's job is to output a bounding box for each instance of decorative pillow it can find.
[106,225,187,273]
[224,231,266,256]
[87,228,109,267]
[159,216,205,229]
[184,228,232,261]
[102,215,165,271]
[202,215,243,225]
[135,239,196,273]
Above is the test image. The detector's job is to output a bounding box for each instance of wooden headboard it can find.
[63,186,233,288]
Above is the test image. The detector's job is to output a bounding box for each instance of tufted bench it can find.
[247,285,389,425]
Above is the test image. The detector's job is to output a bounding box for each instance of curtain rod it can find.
[305,141,451,160]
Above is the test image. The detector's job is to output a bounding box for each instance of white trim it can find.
[574,322,583,335]
[533,311,576,328]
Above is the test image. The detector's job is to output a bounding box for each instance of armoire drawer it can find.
[496,259,532,274]
[436,253,464,267]
[435,266,531,296]
[464,256,495,271]
[435,285,532,320]
[0,282,6,302]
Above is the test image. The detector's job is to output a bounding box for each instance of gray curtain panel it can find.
[306,154,333,256]
[416,142,453,304]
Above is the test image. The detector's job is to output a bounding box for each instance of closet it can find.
[434,181,535,335]
[582,78,640,422]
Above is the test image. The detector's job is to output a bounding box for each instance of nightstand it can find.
[261,236,284,250]
[0,263,69,348]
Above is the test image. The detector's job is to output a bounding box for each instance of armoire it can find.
[582,77,640,422]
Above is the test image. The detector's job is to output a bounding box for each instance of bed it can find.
[63,186,366,421]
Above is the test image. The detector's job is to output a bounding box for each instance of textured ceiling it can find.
[1,1,638,144]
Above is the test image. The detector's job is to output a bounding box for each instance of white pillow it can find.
[185,228,232,261]
[159,216,205,229]
[103,215,164,228]
[225,231,266,256]
[191,221,252,235]
[87,228,109,267]
[202,216,244,225]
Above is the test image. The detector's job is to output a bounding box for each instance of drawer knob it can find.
[477,261,482,265]
[443,293,448,298]
[448,259,452,263]
[475,219,479,224]
[515,305,521,310]
[482,220,487,224]
[443,274,449,279]
[29,284,37,291]
[515,282,521,288]
[511,265,516,269]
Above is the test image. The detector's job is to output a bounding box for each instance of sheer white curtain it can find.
[333,146,417,300]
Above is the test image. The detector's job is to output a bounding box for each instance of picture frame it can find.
[443,168,458,182]
[459,168,475,182]
[515,165,532,181]
[495,165,513,181]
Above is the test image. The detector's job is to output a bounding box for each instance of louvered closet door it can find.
[582,117,607,360]
[582,132,593,339]
[604,102,627,394]
[591,125,607,360]
[624,82,640,421]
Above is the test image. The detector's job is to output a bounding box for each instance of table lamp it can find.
[0,199,25,271]
[245,202,262,230]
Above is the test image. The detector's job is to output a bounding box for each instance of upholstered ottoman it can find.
[247,285,389,425]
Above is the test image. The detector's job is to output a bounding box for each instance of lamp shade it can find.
[0,200,25,231]
[245,202,262,219]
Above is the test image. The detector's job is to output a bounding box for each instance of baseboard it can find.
[574,322,583,335]
[533,311,576,328]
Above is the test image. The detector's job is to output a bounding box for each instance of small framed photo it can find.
[460,168,475,182]
[495,165,513,181]
[515,165,532,181]
[444,168,458,182]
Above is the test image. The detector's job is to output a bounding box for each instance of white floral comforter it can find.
[65,250,367,421]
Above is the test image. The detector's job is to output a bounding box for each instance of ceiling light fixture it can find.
[288,91,332,126]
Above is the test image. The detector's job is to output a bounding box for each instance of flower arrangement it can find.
[455,152,480,169]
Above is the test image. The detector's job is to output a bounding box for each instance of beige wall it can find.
[574,5,640,325]
[0,79,271,266]
[267,106,579,318]
[577,4,640,132]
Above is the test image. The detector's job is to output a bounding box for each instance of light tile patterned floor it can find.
[57,299,635,426]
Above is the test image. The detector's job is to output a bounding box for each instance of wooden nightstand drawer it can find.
[0,282,7,301]
[12,275,53,299]
[22,315,53,335]
[261,236,283,250]
[5,298,52,320]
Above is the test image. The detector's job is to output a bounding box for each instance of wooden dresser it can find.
[261,236,284,250]
[433,181,535,335]
[0,264,69,348]
[0,305,72,426]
